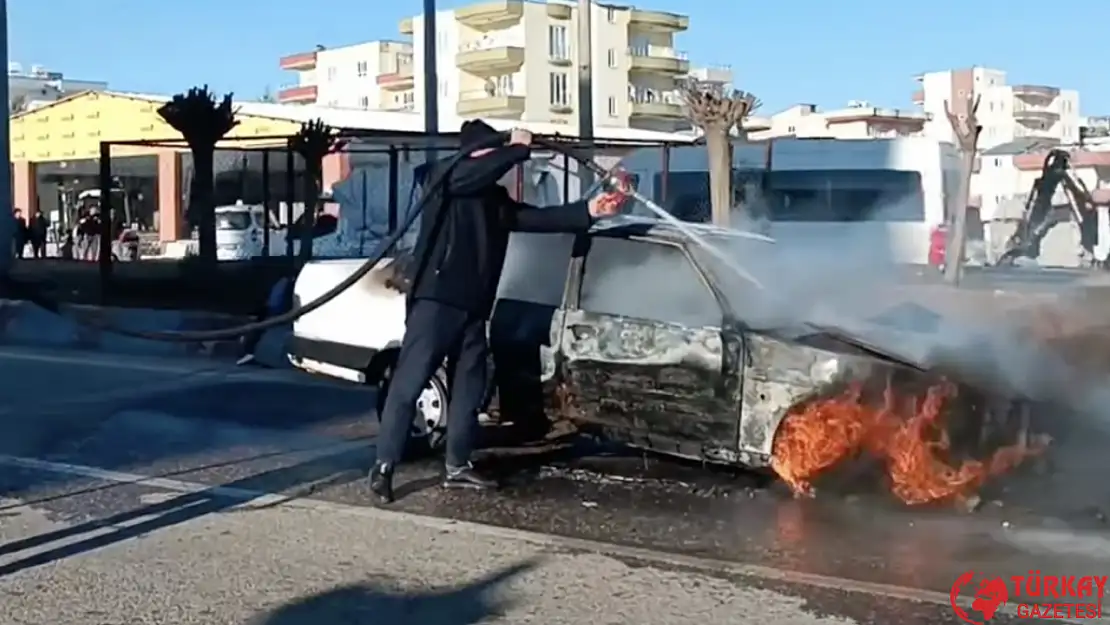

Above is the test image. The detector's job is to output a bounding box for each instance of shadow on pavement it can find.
[0,447,366,577]
[246,560,540,625]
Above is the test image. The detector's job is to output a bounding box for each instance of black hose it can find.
[5,133,615,342]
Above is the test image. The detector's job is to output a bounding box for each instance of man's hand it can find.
[588,191,626,218]
[509,128,533,147]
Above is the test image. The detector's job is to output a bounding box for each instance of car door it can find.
[558,234,740,455]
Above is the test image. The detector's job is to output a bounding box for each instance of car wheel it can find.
[374,362,449,458]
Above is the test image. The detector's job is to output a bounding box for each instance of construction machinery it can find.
[994,150,1109,268]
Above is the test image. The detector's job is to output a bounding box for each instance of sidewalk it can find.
[0,496,848,625]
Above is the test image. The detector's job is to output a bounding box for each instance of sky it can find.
[9,0,1110,116]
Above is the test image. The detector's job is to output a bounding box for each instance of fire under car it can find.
[290,216,1043,504]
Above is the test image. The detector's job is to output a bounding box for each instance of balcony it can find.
[629,90,684,119]
[1013,104,1061,123]
[629,9,689,31]
[399,17,414,35]
[456,40,525,74]
[1012,84,1060,99]
[687,65,732,85]
[455,0,524,29]
[628,46,689,75]
[279,51,317,71]
[457,89,525,117]
[378,56,415,90]
[277,85,318,104]
[546,2,571,19]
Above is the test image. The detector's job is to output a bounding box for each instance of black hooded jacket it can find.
[407,123,593,317]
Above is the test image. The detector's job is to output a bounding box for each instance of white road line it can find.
[0,347,354,389]
[0,347,219,374]
[0,453,1042,620]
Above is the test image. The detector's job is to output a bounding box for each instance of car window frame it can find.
[564,232,728,328]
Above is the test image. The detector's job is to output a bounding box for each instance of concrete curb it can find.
[0,300,291,366]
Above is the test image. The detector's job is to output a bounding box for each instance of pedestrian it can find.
[11,208,27,259]
[236,275,292,366]
[28,209,48,258]
[369,121,627,504]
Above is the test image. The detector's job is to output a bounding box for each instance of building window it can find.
[608,96,617,117]
[356,61,368,77]
[549,72,569,107]
[606,7,616,22]
[607,48,617,68]
[359,95,370,109]
[548,25,569,60]
[327,66,337,81]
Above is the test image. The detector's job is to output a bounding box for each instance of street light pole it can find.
[0,0,13,273]
[422,0,439,160]
[575,0,594,192]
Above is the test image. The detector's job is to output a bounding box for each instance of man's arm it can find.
[499,193,593,234]
[446,145,531,195]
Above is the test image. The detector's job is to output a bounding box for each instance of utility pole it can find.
[422,0,439,159]
[575,0,594,192]
[0,0,13,274]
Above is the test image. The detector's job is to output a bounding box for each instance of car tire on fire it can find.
[373,357,449,459]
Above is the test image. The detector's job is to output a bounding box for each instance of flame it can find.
[770,381,1045,505]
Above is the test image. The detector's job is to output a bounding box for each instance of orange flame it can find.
[770,381,1045,505]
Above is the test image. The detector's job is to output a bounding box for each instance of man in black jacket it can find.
[370,120,625,503]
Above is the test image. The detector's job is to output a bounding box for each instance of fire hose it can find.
[3,133,768,343]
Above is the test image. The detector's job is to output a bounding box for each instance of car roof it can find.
[589,215,776,246]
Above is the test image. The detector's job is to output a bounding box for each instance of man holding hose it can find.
[370,120,626,503]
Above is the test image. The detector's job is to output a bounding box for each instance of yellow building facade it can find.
[10,91,307,240]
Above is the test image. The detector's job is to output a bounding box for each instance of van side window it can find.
[579,237,720,327]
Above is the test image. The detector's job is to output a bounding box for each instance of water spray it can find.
[558,159,771,291]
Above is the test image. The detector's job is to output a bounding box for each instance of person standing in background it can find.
[11,209,28,259]
[28,209,48,258]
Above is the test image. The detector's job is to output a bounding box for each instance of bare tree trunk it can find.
[298,164,321,262]
[191,149,217,264]
[704,124,732,227]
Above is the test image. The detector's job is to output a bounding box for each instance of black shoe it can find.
[369,462,395,504]
[443,463,498,491]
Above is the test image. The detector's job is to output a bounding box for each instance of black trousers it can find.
[375,298,488,468]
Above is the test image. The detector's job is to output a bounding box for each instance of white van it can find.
[619,137,964,265]
[214,202,276,260]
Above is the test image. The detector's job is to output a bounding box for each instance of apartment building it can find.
[912,67,1081,149]
[8,62,107,113]
[279,41,416,112]
[746,102,928,140]
[278,0,709,131]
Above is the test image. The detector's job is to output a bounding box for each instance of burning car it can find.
[289,216,1043,505]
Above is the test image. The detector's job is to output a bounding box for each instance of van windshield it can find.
[216,211,254,231]
[656,169,925,223]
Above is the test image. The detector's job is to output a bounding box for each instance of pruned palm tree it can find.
[679,79,760,227]
[157,86,239,264]
[289,119,342,262]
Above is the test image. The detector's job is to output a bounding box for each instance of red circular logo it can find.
[951,571,1009,624]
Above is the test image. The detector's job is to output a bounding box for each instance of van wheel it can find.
[374,361,449,458]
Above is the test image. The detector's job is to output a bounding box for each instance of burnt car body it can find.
[488,216,1029,469]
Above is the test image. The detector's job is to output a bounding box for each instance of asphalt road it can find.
[0,345,1102,624]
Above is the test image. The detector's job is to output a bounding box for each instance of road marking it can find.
[0,453,1052,620]
[0,347,355,389]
